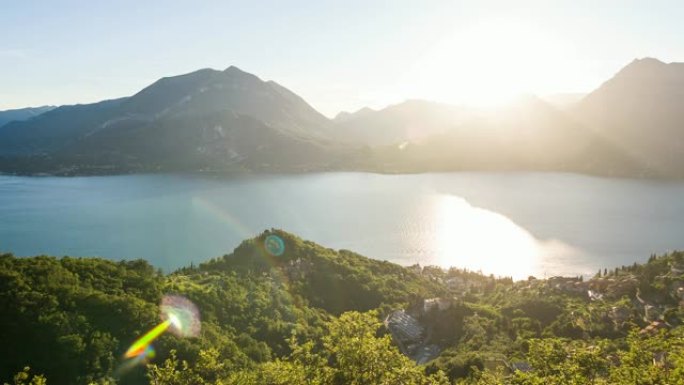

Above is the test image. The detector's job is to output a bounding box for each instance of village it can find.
[384,255,684,372]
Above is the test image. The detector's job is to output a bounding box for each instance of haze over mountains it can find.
[0,105,55,127]
[347,95,637,175]
[332,100,471,146]
[575,58,684,177]
[0,58,682,177]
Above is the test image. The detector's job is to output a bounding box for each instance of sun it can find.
[405,18,572,107]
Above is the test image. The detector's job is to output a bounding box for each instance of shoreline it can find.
[0,166,675,181]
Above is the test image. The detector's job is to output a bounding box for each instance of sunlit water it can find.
[1,172,683,279]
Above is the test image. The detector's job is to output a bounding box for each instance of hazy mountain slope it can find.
[333,100,468,146]
[540,93,586,109]
[575,57,684,177]
[0,67,336,173]
[118,66,331,138]
[60,110,335,173]
[0,99,126,155]
[352,96,637,175]
[0,106,55,127]
[333,106,375,124]
[336,58,684,177]
[1,58,681,177]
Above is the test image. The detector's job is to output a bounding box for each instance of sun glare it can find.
[406,18,574,107]
[168,313,182,330]
[432,195,541,279]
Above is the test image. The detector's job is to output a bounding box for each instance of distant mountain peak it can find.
[622,57,665,72]
[0,105,56,128]
[629,57,664,66]
[333,107,375,123]
[613,57,684,80]
[0,64,333,168]
[224,65,248,75]
[223,65,265,84]
[575,57,684,176]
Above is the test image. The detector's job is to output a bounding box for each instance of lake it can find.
[1,172,682,279]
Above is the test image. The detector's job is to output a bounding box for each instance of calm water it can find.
[1,172,683,279]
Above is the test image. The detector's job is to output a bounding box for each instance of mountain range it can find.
[0,105,55,127]
[0,67,343,174]
[0,58,682,177]
[574,58,684,177]
[346,95,638,176]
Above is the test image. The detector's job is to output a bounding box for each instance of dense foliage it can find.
[2,230,683,384]
[0,230,440,384]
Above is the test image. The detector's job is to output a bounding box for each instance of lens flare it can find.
[124,320,171,358]
[264,234,285,256]
[122,295,200,361]
[168,313,182,329]
[114,345,156,376]
[160,295,201,337]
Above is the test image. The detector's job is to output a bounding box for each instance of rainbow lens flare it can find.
[124,319,172,358]
[123,295,200,359]
[264,234,285,256]
[160,294,201,338]
[114,344,156,376]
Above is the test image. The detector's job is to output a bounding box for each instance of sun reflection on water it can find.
[431,195,561,280]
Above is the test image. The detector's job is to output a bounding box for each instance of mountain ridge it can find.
[2,58,684,177]
[573,57,684,177]
[0,66,339,174]
[0,105,56,128]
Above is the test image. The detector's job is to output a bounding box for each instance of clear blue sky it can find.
[1,0,683,116]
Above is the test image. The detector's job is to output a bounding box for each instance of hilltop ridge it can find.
[1,230,684,384]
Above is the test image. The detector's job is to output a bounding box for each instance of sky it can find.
[1,0,684,117]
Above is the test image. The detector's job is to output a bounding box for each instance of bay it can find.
[1,172,682,279]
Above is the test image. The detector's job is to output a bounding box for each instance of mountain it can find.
[333,100,469,146]
[575,57,684,177]
[338,58,684,177]
[333,106,376,123]
[0,67,336,174]
[2,58,683,177]
[346,96,637,176]
[119,66,330,137]
[540,93,586,109]
[0,105,55,127]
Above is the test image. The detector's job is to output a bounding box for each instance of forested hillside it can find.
[2,230,683,384]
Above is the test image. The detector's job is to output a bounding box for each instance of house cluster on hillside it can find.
[671,259,684,276]
[639,319,669,336]
[547,276,588,294]
[445,276,485,293]
[666,259,684,308]
[384,309,441,363]
[409,264,493,294]
[384,296,460,365]
[483,357,533,375]
[385,309,423,348]
[609,305,633,324]
[423,297,452,313]
[592,256,684,328]
[588,275,639,299]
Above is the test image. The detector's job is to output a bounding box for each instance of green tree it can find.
[4,367,46,385]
